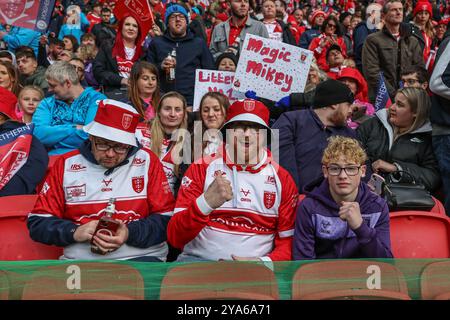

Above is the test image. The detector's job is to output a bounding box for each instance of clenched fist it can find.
[204,174,233,209]
[339,201,363,230]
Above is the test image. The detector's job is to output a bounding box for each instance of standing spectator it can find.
[429,28,450,215]
[168,98,298,262]
[353,2,383,72]
[37,36,65,68]
[209,0,269,59]
[86,2,103,32]
[215,52,238,71]
[0,61,20,96]
[28,100,175,261]
[128,61,161,123]
[91,7,117,48]
[339,11,354,57]
[17,85,44,124]
[58,5,90,44]
[146,4,215,106]
[309,15,347,71]
[357,87,440,193]
[272,79,356,193]
[16,49,48,92]
[94,14,145,99]
[299,10,325,49]
[434,19,448,47]
[362,0,424,104]
[410,1,435,68]
[401,65,429,90]
[32,61,106,155]
[0,26,41,56]
[293,136,392,259]
[290,8,307,44]
[261,0,296,45]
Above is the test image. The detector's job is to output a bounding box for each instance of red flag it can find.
[0,0,39,30]
[114,0,154,38]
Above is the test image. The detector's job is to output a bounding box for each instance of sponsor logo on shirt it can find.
[68,163,87,172]
[40,182,50,195]
[181,176,193,188]
[132,157,146,166]
[265,175,276,185]
[66,184,86,199]
[101,178,113,192]
[240,188,252,203]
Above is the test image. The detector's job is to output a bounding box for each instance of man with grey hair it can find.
[33,61,107,155]
[362,0,424,103]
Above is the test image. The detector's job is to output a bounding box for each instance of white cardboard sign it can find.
[193,69,245,111]
[232,34,313,101]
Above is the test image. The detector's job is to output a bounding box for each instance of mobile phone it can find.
[367,173,385,195]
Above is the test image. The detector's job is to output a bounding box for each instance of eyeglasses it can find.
[326,165,361,176]
[169,14,186,21]
[71,65,84,73]
[94,141,130,154]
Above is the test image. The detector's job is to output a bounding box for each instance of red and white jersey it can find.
[135,125,177,194]
[30,148,175,260]
[167,149,299,261]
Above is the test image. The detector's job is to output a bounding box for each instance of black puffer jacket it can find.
[356,109,441,192]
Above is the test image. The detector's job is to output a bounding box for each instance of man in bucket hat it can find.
[168,98,298,262]
[28,99,175,261]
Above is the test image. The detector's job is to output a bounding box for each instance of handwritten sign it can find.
[232,34,313,101]
[193,69,245,111]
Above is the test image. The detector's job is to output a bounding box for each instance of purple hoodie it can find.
[293,178,393,259]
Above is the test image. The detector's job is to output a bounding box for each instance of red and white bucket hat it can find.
[221,98,270,131]
[83,99,140,147]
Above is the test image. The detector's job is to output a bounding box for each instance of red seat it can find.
[0,195,63,260]
[160,261,279,300]
[390,211,450,258]
[430,196,447,215]
[420,261,450,300]
[21,262,145,300]
[292,260,411,300]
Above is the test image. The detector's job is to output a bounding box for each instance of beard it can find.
[231,6,247,19]
[329,109,348,126]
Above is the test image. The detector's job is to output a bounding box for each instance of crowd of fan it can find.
[0,0,449,262]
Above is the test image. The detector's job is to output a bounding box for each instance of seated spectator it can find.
[193,91,229,158]
[336,67,374,129]
[357,87,440,192]
[215,52,238,72]
[80,33,97,48]
[136,92,189,196]
[326,44,346,78]
[86,2,102,31]
[293,136,393,259]
[400,65,429,90]
[94,14,145,99]
[58,49,74,62]
[16,49,48,92]
[0,90,48,197]
[18,85,44,123]
[32,61,106,155]
[28,99,175,261]
[272,79,355,193]
[0,50,15,64]
[168,98,298,262]
[261,0,296,45]
[299,10,326,49]
[0,60,20,96]
[129,61,161,123]
[37,35,64,68]
[76,44,99,89]
[69,57,87,87]
[309,15,347,71]
[62,35,79,54]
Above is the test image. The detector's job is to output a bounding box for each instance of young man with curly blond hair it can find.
[293,136,393,259]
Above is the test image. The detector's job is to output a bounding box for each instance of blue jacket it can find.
[299,27,321,49]
[0,121,48,196]
[353,22,378,72]
[271,108,356,193]
[293,178,393,259]
[58,13,90,43]
[0,26,40,56]
[145,30,215,105]
[32,87,106,155]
